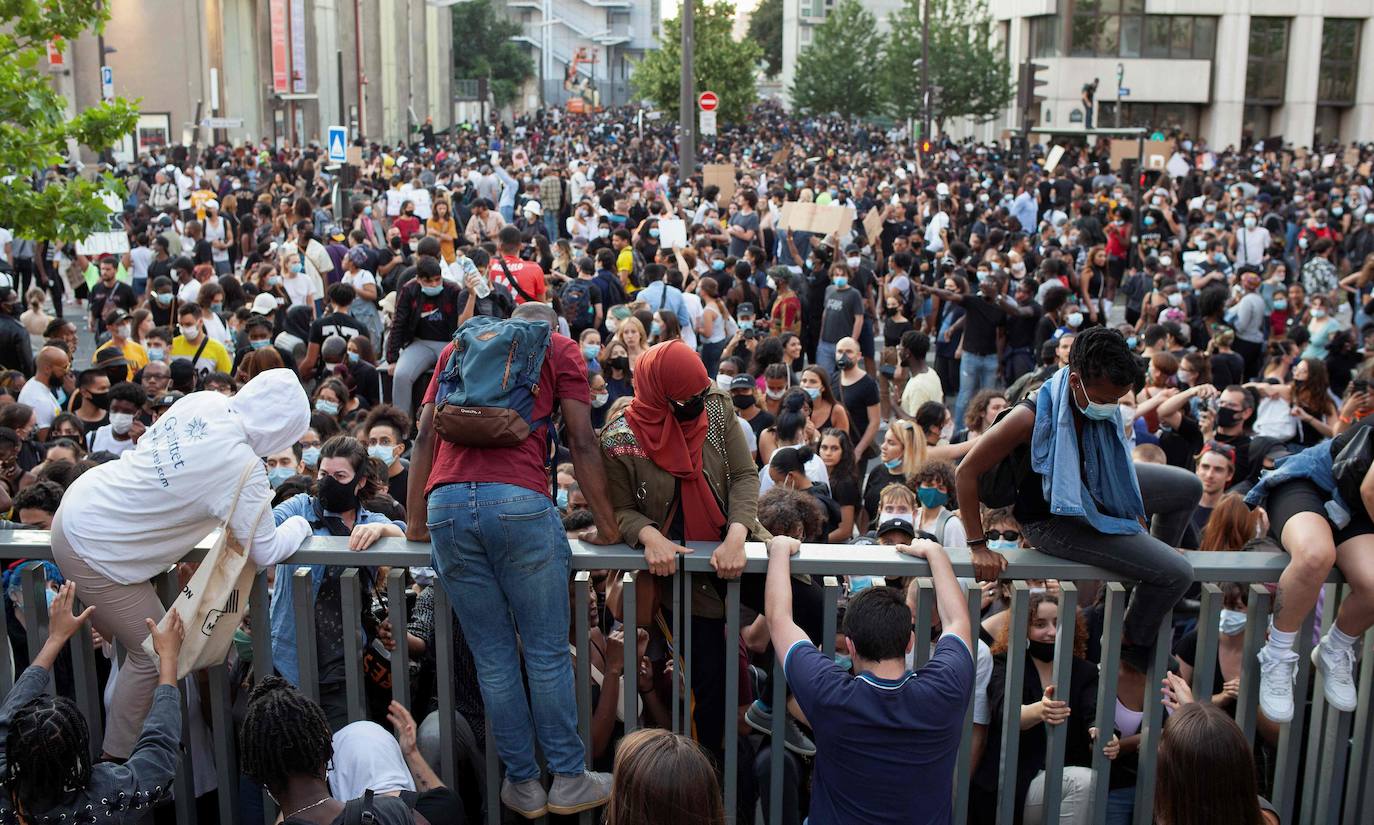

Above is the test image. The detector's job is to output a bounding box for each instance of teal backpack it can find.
[433,316,552,446]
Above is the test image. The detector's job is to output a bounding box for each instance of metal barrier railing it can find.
[0,530,1368,825]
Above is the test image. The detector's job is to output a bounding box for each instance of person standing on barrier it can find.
[51,368,315,760]
[766,534,973,824]
[956,327,1199,672]
[598,339,824,759]
[406,302,621,820]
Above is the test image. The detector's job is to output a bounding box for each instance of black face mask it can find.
[671,392,707,422]
[608,356,630,372]
[836,355,855,371]
[732,394,755,410]
[1216,406,1240,428]
[1027,639,1057,662]
[87,392,110,410]
[317,474,360,513]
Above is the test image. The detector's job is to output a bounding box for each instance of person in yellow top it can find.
[612,228,639,295]
[425,199,460,263]
[92,308,148,380]
[189,187,217,222]
[169,303,233,376]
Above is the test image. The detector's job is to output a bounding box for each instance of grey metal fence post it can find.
[291,568,320,704]
[340,569,366,724]
[622,571,638,736]
[432,583,460,791]
[387,568,412,711]
[952,582,983,825]
[1131,611,1173,825]
[1089,583,1126,825]
[996,582,1030,825]
[1040,582,1079,825]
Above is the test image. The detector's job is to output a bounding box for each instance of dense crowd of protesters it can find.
[0,101,1367,823]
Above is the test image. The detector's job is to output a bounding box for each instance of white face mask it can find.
[716,374,734,390]
[116,324,131,339]
[110,412,135,435]
[180,324,201,340]
[1218,608,1247,636]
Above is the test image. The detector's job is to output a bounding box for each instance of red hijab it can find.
[623,341,727,541]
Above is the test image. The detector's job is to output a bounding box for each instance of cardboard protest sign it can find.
[862,207,883,243]
[704,164,737,201]
[1044,145,1065,173]
[657,217,687,250]
[771,144,790,167]
[1344,146,1360,168]
[779,203,854,236]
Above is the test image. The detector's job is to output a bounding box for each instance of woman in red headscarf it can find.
[600,339,823,757]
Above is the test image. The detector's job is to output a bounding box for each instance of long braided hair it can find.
[3,695,92,815]
[238,676,333,795]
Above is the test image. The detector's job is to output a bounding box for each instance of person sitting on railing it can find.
[52,368,315,762]
[0,584,186,825]
[1157,672,1282,825]
[970,590,1120,825]
[956,327,1199,672]
[240,676,424,825]
[765,534,974,824]
[269,434,406,730]
[1242,404,1374,723]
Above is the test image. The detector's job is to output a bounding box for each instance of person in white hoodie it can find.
[52,368,314,760]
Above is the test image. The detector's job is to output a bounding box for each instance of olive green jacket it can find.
[600,388,770,618]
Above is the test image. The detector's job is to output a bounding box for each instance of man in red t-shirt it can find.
[405,302,620,818]
[490,225,548,304]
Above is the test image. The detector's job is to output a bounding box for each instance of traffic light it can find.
[1017,61,1049,115]
[920,139,932,155]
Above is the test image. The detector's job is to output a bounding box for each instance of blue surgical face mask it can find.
[583,343,601,359]
[739,319,754,331]
[211,302,223,313]
[364,205,373,216]
[834,654,853,672]
[1219,608,1247,636]
[301,446,321,467]
[1125,336,1138,350]
[147,346,165,362]
[348,351,360,363]
[917,486,948,509]
[315,399,339,416]
[250,338,271,350]
[883,457,903,471]
[267,466,294,488]
[556,488,570,509]
[290,263,304,274]
[421,283,444,296]
[833,275,849,289]
[268,275,284,286]
[803,386,821,401]
[987,538,1020,552]
[155,292,173,306]
[712,259,725,271]
[649,227,660,238]
[368,444,395,466]
[1071,373,1120,421]
[650,322,662,337]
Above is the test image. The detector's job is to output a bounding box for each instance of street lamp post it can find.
[921,0,931,141]
[679,0,695,186]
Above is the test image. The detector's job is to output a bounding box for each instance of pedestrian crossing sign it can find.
[328,126,347,163]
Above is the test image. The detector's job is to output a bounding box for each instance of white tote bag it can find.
[142,461,270,679]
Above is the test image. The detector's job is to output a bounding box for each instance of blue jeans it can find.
[816,340,837,374]
[954,351,999,424]
[543,211,560,241]
[427,481,585,781]
[1105,786,1134,825]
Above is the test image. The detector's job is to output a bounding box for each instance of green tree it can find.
[789,0,882,118]
[630,1,761,125]
[882,0,1014,133]
[747,0,784,79]
[450,0,534,109]
[0,1,138,244]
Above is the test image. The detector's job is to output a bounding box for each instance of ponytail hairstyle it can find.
[774,388,813,445]
[4,695,92,816]
[769,444,814,486]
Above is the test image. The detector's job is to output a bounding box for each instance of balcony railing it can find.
[0,530,1368,825]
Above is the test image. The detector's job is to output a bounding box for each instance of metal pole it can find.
[921,0,931,141]
[679,0,695,186]
[353,0,365,138]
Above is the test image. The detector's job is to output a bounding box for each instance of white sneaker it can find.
[1312,636,1359,713]
[1258,645,1299,723]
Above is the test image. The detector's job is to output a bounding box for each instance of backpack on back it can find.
[560,279,595,326]
[433,316,552,447]
[978,402,1032,508]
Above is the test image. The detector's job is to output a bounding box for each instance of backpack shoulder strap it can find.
[933,508,954,545]
[497,256,538,303]
[343,789,376,825]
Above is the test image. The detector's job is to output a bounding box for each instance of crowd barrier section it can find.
[0,530,1369,825]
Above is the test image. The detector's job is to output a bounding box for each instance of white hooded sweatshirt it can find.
[58,368,314,585]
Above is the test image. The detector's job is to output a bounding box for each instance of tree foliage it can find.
[0,1,138,244]
[790,0,882,119]
[630,1,761,125]
[882,0,1014,131]
[450,0,534,109]
[746,0,784,79]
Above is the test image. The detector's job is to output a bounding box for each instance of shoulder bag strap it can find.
[497,255,538,303]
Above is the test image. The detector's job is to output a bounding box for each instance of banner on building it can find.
[290,0,308,94]
[269,0,288,94]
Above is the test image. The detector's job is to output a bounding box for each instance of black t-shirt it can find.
[309,311,370,344]
[1011,398,1051,525]
[386,463,410,505]
[1157,414,1203,470]
[820,286,865,344]
[960,294,1008,356]
[1215,432,1255,484]
[87,281,137,333]
[744,409,774,439]
[830,472,862,510]
[1190,504,1213,538]
[1005,301,1042,349]
[837,373,880,445]
[147,257,172,284]
[862,464,905,521]
[192,238,214,266]
[1209,351,1245,388]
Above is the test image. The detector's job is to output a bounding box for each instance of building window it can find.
[1245,18,1289,104]
[1030,15,1059,58]
[800,26,812,46]
[1318,18,1360,104]
[1067,3,1216,60]
[1097,101,1200,137]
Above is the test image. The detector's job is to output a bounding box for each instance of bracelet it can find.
[1341,414,1354,424]
[967,537,988,547]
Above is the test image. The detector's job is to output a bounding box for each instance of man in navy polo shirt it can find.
[766,535,974,824]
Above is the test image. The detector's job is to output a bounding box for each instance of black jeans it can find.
[1022,461,1198,648]
[685,573,824,754]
